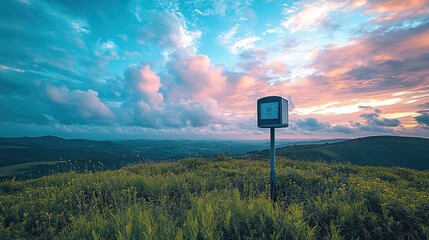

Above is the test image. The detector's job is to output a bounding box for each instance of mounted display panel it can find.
[257,96,288,128]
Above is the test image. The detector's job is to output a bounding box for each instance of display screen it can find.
[260,102,279,120]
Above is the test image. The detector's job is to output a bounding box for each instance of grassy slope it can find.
[247,136,429,170]
[0,157,428,239]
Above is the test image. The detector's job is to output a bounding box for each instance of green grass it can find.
[0,157,428,239]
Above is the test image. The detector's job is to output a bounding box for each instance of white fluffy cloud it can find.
[46,86,113,123]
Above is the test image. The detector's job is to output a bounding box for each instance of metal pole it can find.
[270,127,277,202]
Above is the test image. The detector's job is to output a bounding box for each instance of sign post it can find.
[270,127,276,202]
[257,96,288,202]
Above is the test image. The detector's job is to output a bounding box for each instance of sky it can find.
[0,0,429,140]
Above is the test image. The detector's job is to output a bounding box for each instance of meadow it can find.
[1,157,428,239]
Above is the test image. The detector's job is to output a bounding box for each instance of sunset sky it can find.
[1,0,429,140]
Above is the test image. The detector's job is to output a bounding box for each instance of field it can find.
[1,157,428,239]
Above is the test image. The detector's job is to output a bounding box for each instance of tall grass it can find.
[0,157,428,239]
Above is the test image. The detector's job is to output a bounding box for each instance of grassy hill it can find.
[245,136,429,170]
[1,157,428,239]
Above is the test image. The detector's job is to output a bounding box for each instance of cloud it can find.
[330,124,354,134]
[219,24,239,43]
[121,63,225,128]
[124,65,164,110]
[236,50,269,79]
[218,75,268,116]
[361,110,401,127]
[230,37,261,54]
[293,98,402,115]
[45,86,114,123]
[354,0,429,22]
[2,0,429,139]
[0,65,25,73]
[138,11,201,53]
[418,102,429,108]
[262,27,284,35]
[94,39,118,58]
[131,98,223,129]
[310,21,429,94]
[282,0,346,32]
[70,20,89,34]
[288,117,355,135]
[0,2,226,131]
[218,24,261,54]
[166,54,228,100]
[295,117,331,131]
[234,49,290,83]
[173,98,223,127]
[265,60,289,74]
[415,110,429,127]
[289,109,403,136]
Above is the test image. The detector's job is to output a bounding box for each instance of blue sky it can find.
[1,0,429,140]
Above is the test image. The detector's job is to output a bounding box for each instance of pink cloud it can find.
[124,64,165,113]
[311,24,429,86]
[218,75,300,118]
[267,22,429,132]
[122,62,225,128]
[136,65,164,109]
[170,54,227,100]
[265,60,289,74]
[395,28,429,56]
[220,76,265,115]
[355,0,429,22]
[138,66,161,93]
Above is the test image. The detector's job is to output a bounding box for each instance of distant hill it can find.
[0,136,343,169]
[245,136,429,170]
[0,136,290,179]
[1,135,427,179]
[0,136,125,168]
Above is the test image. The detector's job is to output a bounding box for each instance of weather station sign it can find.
[257,96,288,128]
[257,96,289,202]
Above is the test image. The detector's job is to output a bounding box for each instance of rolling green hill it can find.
[0,157,428,239]
[245,136,429,170]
